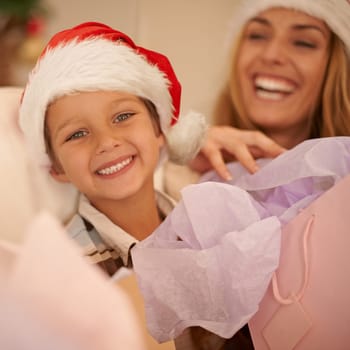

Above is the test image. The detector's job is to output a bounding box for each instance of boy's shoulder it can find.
[66,213,125,275]
[66,214,100,254]
[66,214,91,240]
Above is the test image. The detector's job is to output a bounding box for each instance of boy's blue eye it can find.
[66,130,88,141]
[114,112,134,123]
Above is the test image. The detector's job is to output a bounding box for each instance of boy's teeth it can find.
[97,157,132,175]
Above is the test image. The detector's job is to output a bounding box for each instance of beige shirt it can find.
[67,190,176,274]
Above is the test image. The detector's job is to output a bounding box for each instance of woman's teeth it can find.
[255,77,295,93]
[257,89,285,101]
[254,77,295,100]
[97,157,132,175]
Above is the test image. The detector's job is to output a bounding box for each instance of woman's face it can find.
[236,7,331,147]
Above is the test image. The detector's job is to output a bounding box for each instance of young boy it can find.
[19,22,206,276]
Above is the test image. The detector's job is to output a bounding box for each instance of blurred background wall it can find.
[1,0,238,119]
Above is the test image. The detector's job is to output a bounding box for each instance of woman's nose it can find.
[260,39,288,65]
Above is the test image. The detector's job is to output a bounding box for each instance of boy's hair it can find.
[19,22,207,221]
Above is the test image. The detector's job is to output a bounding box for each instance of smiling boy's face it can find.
[46,90,164,209]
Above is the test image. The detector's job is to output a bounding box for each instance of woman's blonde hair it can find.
[212,32,350,138]
[320,37,350,137]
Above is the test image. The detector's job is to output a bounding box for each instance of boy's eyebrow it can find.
[248,16,328,38]
[51,118,76,139]
[110,96,141,106]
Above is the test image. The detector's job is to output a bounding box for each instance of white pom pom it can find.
[166,110,208,164]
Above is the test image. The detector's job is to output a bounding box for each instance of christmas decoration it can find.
[0,0,47,85]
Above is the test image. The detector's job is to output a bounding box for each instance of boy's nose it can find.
[95,132,121,154]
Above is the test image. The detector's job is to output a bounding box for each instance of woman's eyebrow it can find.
[248,17,328,38]
[248,17,270,26]
[292,24,328,38]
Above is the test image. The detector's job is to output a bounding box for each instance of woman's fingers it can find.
[243,130,286,158]
[225,143,260,174]
[192,126,286,179]
[199,144,233,180]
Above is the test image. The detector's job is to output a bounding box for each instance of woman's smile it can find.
[254,74,296,101]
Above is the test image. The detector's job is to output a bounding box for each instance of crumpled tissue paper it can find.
[132,137,350,342]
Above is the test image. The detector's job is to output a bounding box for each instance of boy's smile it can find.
[95,155,134,176]
[46,90,164,210]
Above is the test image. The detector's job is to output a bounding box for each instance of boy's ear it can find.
[49,165,70,183]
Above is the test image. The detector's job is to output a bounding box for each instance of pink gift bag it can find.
[249,174,350,350]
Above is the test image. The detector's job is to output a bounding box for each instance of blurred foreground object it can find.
[0,212,147,350]
[0,86,36,243]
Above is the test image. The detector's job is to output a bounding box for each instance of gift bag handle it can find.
[272,215,315,305]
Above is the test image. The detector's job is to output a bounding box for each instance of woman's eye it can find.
[247,32,267,41]
[66,130,88,141]
[294,40,316,49]
[114,112,134,123]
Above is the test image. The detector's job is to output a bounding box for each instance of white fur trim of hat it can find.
[228,0,350,57]
[19,22,207,221]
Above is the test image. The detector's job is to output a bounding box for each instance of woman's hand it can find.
[189,126,286,180]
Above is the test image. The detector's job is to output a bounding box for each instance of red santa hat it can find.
[228,0,350,57]
[19,22,207,221]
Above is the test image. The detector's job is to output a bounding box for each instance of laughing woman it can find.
[191,0,350,182]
